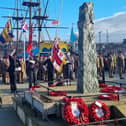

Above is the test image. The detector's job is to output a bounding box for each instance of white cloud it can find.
[95,11,126,43]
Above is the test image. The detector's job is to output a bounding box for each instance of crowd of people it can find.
[0,50,78,93]
[1,48,125,93]
[97,50,125,80]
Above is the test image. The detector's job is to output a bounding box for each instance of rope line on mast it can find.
[55,0,64,37]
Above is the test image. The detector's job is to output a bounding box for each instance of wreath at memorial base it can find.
[100,86,126,93]
[99,83,108,88]
[49,91,67,96]
[98,94,118,101]
[89,100,110,124]
[62,97,89,125]
[30,85,41,91]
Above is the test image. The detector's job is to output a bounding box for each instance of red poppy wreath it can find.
[99,83,108,88]
[98,94,118,101]
[89,100,110,124]
[62,97,89,125]
[101,86,126,93]
[49,91,67,96]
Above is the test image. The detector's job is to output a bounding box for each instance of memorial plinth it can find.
[77,2,98,93]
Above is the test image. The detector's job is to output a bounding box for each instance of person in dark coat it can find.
[43,56,54,86]
[33,56,39,84]
[27,57,36,89]
[8,50,17,93]
[63,52,74,85]
[15,58,21,83]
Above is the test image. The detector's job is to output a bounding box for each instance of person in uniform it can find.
[113,52,117,74]
[108,52,114,78]
[96,53,104,80]
[63,52,74,85]
[19,57,26,83]
[8,50,17,93]
[73,54,78,79]
[27,57,36,89]
[1,56,10,84]
[43,56,54,86]
[117,51,125,79]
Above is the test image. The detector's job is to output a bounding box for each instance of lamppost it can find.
[98,31,102,53]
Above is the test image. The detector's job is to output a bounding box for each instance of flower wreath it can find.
[99,83,108,88]
[98,94,118,101]
[49,91,67,96]
[62,97,89,125]
[30,85,41,91]
[101,86,126,93]
[89,100,110,124]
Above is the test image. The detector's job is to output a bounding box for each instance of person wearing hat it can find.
[117,51,125,79]
[8,49,17,93]
[1,56,10,84]
[27,56,36,89]
[63,51,74,85]
[108,52,114,78]
[18,57,26,83]
[43,56,54,86]
[96,52,104,79]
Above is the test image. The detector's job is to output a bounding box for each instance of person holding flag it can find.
[43,37,66,87]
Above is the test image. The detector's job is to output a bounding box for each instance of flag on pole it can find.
[51,37,66,73]
[51,20,59,25]
[27,24,33,56]
[20,20,28,32]
[0,19,14,43]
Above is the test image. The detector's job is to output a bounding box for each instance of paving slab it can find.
[0,106,23,126]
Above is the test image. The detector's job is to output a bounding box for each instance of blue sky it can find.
[0,0,126,42]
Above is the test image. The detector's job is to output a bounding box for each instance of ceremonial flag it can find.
[27,24,33,56]
[20,20,28,32]
[0,19,14,43]
[51,37,66,73]
[51,20,59,25]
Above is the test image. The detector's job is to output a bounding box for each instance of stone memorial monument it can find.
[77,2,98,93]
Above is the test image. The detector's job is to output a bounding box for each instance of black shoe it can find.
[11,90,15,93]
[120,77,124,79]
[11,90,17,93]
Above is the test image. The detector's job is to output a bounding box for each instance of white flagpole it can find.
[23,32,26,61]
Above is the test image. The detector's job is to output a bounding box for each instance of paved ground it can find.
[0,79,28,126]
[0,72,126,95]
[0,106,23,126]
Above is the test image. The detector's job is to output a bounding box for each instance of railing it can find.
[71,117,126,126]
